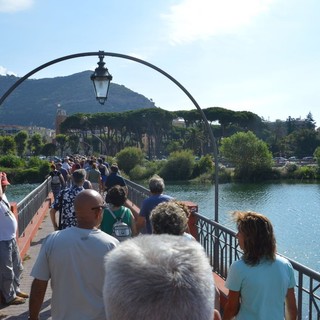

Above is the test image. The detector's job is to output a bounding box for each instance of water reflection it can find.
[6,181,320,271]
[166,181,320,272]
[5,183,39,203]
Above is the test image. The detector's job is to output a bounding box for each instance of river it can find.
[6,183,40,203]
[165,181,320,272]
[6,181,320,272]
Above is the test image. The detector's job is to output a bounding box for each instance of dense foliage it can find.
[0,155,50,184]
[0,77,320,183]
[115,147,145,174]
[159,150,195,181]
[220,131,274,181]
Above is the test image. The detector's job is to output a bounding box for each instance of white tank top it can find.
[0,194,17,241]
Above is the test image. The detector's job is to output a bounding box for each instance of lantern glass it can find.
[91,55,112,105]
[92,76,111,104]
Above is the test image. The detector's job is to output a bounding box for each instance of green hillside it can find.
[0,71,156,128]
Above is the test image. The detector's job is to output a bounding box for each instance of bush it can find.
[218,166,232,183]
[192,155,214,177]
[293,166,317,180]
[0,167,47,184]
[0,155,25,168]
[129,165,149,181]
[129,160,166,181]
[159,150,195,181]
[115,147,145,174]
[14,168,41,183]
[276,163,299,179]
[27,156,47,168]
[39,162,51,178]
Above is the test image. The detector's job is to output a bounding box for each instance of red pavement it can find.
[0,210,53,319]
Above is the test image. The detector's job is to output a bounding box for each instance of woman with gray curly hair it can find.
[150,200,193,239]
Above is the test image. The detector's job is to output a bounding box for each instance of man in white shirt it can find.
[0,172,28,305]
[29,189,119,320]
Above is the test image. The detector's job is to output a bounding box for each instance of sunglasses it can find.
[91,202,107,211]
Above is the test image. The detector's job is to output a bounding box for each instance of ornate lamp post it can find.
[90,53,113,105]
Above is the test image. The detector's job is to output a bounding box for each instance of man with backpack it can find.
[49,163,65,201]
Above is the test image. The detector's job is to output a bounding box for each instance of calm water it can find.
[5,183,39,203]
[5,181,320,272]
[165,181,320,272]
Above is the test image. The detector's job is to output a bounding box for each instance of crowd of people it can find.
[0,156,298,319]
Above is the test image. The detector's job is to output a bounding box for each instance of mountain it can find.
[0,71,156,128]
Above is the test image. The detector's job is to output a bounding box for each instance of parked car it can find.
[273,157,288,165]
[301,156,315,164]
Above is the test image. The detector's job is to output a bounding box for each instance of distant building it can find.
[0,124,55,142]
[172,117,186,128]
[0,124,25,135]
[55,104,67,135]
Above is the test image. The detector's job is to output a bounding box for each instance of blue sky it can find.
[1,0,320,127]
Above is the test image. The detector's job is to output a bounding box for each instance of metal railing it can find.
[16,178,51,237]
[15,177,320,319]
[125,179,149,208]
[125,178,320,320]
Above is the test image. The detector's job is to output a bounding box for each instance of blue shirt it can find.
[105,173,126,191]
[139,194,173,234]
[225,255,296,320]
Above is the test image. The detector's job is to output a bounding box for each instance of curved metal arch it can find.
[0,50,219,221]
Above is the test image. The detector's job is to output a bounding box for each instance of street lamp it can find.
[91,53,113,105]
[88,53,218,222]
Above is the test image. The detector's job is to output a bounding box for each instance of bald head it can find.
[74,190,105,229]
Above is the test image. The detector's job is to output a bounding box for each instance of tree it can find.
[305,112,316,130]
[14,131,28,157]
[41,143,56,157]
[184,127,205,156]
[285,129,319,158]
[160,150,195,180]
[265,120,288,156]
[28,133,43,156]
[204,107,235,138]
[55,134,68,157]
[0,136,16,155]
[115,147,145,174]
[68,135,80,154]
[220,131,273,181]
[166,140,183,154]
[313,146,320,167]
[174,110,201,127]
